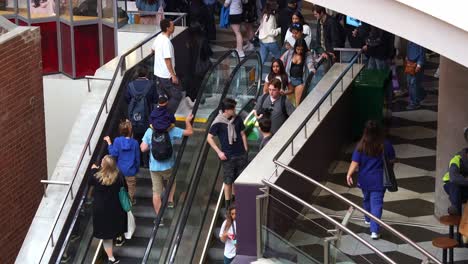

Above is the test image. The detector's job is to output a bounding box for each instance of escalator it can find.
[50,49,242,264]
[140,51,263,263]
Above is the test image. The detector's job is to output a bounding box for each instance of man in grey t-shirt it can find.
[254,78,295,134]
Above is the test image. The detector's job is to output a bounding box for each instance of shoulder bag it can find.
[382,153,398,192]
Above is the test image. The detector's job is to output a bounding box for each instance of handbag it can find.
[119,176,132,212]
[124,211,136,239]
[404,60,417,76]
[382,153,398,192]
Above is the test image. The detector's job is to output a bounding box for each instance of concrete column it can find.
[435,56,468,217]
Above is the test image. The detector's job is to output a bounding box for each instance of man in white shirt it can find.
[152,18,183,114]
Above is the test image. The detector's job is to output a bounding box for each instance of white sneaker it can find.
[237,50,245,58]
[371,232,380,240]
[243,42,255,51]
[364,220,370,225]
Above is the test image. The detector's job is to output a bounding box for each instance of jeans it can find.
[367,57,389,71]
[259,41,281,64]
[406,71,426,106]
[444,182,468,213]
[362,190,385,233]
[290,76,303,87]
[224,256,235,264]
[156,76,183,114]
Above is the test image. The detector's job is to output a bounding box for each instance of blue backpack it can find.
[128,82,151,134]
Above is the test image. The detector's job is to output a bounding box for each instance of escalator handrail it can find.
[262,180,397,264]
[164,52,263,264]
[271,48,441,264]
[39,13,188,263]
[141,49,241,263]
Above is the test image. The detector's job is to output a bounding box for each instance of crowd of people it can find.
[84,3,444,263]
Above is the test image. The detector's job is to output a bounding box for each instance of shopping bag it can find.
[383,154,398,192]
[124,211,136,239]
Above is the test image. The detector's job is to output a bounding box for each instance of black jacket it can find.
[365,26,395,60]
[278,6,295,44]
[315,14,344,54]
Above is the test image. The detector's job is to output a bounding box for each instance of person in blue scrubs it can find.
[346,120,396,239]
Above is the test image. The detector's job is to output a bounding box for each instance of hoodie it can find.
[149,105,176,132]
[108,137,140,177]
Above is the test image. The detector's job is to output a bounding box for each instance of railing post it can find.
[323,239,330,264]
[121,59,126,75]
[304,122,308,139]
[291,141,294,156]
[70,188,74,200]
[87,78,91,92]
[330,92,333,106]
[317,107,321,122]
[50,234,55,247]
[43,183,47,197]
[105,101,108,114]
[140,46,144,60]
[256,196,262,259]
[341,79,344,92]
[88,144,92,155]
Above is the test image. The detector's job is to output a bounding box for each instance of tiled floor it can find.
[305,56,468,262]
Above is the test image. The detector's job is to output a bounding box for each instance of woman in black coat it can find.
[89,155,127,264]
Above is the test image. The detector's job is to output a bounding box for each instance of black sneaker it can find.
[108,258,120,264]
[115,236,125,247]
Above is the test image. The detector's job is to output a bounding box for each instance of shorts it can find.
[222,154,248,184]
[290,76,303,87]
[150,168,172,195]
[229,14,242,25]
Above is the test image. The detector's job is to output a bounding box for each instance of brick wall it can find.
[0,26,47,263]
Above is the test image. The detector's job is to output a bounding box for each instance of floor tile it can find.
[397,176,435,193]
[384,198,434,217]
[393,162,429,178]
[398,156,437,171]
[393,109,438,122]
[393,144,436,159]
[390,126,437,140]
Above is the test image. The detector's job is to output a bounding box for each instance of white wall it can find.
[43,75,88,177]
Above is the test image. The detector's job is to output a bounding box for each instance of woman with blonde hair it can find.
[104,119,140,205]
[89,155,127,264]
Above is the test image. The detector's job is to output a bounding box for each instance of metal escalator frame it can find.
[140,49,241,263]
[270,49,441,264]
[163,52,264,264]
[41,13,188,263]
[262,180,397,264]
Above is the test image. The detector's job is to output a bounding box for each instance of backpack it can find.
[259,94,288,119]
[151,130,173,161]
[128,82,152,134]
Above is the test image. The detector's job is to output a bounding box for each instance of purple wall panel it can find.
[236,183,263,257]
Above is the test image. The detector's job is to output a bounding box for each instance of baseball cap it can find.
[290,23,303,32]
[158,95,168,105]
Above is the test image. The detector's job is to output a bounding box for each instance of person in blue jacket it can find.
[405,41,426,110]
[104,120,140,205]
[346,120,396,240]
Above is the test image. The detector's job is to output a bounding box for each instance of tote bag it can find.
[383,153,398,192]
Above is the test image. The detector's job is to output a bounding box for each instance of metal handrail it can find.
[268,48,441,263]
[271,162,442,264]
[38,13,187,263]
[272,50,361,164]
[141,49,240,263]
[262,180,397,264]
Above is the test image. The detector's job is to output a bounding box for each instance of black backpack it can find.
[259,94,288,119]
[151,130,173,161]
[128,82,151,134]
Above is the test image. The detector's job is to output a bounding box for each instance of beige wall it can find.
[435,57,468,216]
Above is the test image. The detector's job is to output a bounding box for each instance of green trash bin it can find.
[352,69,391,139]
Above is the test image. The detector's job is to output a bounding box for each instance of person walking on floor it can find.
[207,98,249,208]
[219,205,238,264]
[346,120,396,240]
[258,2,281,63]
[89,155,128,264]
[104,120,140,205]
[152,18,183,114]
[224,0,246,57]
[405,41,426,110]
